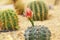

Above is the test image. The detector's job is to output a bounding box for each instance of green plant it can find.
[0,9,19,31]
[24,25,51,40]
[28,1,48,21]
[24,8,51,40]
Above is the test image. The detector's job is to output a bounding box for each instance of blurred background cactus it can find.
[0,0,25,15]
[12,0,25,15]
[0,9,19,31]
[27,1,48,21]
[54,0,60,5]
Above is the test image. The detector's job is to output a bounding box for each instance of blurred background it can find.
[0,0,60,6]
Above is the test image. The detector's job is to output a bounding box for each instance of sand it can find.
[0,0,60,40]
[0,5,60,40]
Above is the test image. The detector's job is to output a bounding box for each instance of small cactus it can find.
[25,7,51,40]
[24,25,51,40]
[0,9,19,31]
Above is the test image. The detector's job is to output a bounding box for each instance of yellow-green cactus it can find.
[0,9,19,31]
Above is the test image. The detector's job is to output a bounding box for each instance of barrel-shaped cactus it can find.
[28,1,48,21]
[0,9,19,31]
[24,25,51,40]
[12,0,24,15]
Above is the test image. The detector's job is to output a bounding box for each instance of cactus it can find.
[25,5,51,40]
[0,9,19,31]
[28,1,48,21]
[12,0,24,15]
[24,25,51,40]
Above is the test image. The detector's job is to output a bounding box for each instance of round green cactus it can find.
[24,25,51,40]
[28,1,48,21]
[0,9,19,31]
